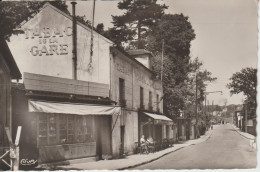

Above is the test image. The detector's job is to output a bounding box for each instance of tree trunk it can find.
[138,20,141,49]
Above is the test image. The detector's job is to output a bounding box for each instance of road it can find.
[131,124,256,169]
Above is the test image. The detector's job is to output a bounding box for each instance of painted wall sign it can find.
[134,67,153,87]
[25,27,72,56]
[115,60,131,76]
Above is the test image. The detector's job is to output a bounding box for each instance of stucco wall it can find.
[110,48,164,156]
[111,48,163,112]
[123,110,138,154]
[0,55,12,149]
[8,4,112,85]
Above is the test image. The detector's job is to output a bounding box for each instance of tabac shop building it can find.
[8,3,174,166]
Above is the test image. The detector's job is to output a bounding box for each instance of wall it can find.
[110,48,163,156]
[134,55,150,69]
[247,118,256,136]
[111,48,163,112]
[12,89,114,165]
[0,53,12,166]
[11,89,38,169]
[122,110,138,154]
[190,125,196,140]
[8,4,112,85]
[172,125,178,142]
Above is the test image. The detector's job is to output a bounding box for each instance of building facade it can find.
[0,39,21,168]
[8,3,119,165]
[110,47,174,155]
[8,2,174,166]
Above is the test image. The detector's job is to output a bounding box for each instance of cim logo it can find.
[20,159,37,166]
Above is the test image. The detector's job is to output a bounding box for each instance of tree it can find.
[147,14,195,59]
[0,0,69,39]
[147,14,197,117]
[96,23,105,34]
[183,58,217,117]
[227,67,257,117]
[148,14,196,85]
[110,0,167,48]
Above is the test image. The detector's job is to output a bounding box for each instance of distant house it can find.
[212,111,221,116]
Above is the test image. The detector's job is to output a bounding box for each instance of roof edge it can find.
[0,39,22,79]
[111,46,156,76]
[18,2,114,45]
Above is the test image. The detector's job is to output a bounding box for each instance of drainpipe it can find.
[71,1,77,80]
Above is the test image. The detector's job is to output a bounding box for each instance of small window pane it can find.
[59,115,67,143]
[67,115,74,143]
[48,114,57,145]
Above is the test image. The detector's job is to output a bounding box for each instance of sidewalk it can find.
[230,124,257,150]
[46,130,213,170]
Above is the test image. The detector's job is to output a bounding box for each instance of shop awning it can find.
[143,112,172,121]
[29,100,121,116]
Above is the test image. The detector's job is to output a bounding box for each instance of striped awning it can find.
[143,112,172,123]
[29,100,121,116]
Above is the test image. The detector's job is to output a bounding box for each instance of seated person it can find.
[140,135,149,153]
[147,136,154,145]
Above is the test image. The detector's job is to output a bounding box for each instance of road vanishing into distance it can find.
[131,124,256,170]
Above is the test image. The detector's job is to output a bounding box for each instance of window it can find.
[140,87,144,108]
[48,114,57,145]
[67,115,75,143]
[38,114,95,146]
[149,91,152,110]
[38,114,48,146]
[119,78,125,106]
[59,115,67,143]
[156,94,159,111]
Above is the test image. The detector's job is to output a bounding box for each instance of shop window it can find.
[67,115,75,143]
[38,114,48,146]
[85,116,94,142]
[59,115,67,143]
[140,87,144,109]
[48,114,57,144]
[38,114,95,146]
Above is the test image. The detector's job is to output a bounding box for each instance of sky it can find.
[66,0,258,106]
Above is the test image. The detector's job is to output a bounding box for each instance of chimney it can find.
[127,49,153,69]
[71,1,77,80]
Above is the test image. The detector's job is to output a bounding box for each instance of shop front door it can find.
[120,126,125,155]
[96,116,112,160]
[154,125,162,142]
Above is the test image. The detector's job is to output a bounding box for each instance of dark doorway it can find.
[186,122,190,140]
[120,126,125,155]
[154,125,162,142]
[96,116,112,160]
[96,120,102,160]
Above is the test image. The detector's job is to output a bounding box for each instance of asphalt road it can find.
[131,124,256,169]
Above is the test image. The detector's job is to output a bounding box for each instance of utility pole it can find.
[244,103,248,132]
[212,100,214,117]
[71,1,77,80]
[88,0,96,73]
[161,39,164,83]
[205,94,207,116]
[195,67,198,138]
